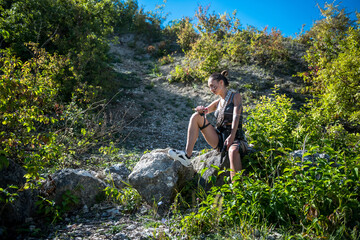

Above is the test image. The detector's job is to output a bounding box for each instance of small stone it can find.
[29,225,36,231]
[115,232,128,240]
[66,224,75,229]
[101,212,110,217]
[126,224,136,230]
[82,204,89,213]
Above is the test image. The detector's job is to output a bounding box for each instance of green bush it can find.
[245,89,300,151]
[293,100,360,153]
[311,27,359,125]
[104,185,142,213]
[0,44,68,174]
[170,7,239,83]
[0,44,127,178]
[0,0,116,97]
[223,28,251,64]
[0,0,167,99]
[187,33,224,80]
[298,3,359,129]
[169,64,195,83]
[176,146,360,239]
[174,84,360,238]
[249,27,289,68]
[169,5,292,84]
[165,17,198,52]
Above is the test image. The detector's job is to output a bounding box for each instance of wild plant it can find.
[249,26,289,68]
[35,190,79,224]
[297,3,360,129]
[177,145,360,238]
[103,182,142,214]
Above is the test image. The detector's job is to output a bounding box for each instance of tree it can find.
[298,3,359,128]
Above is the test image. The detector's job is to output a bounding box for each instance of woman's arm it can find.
[206,99,220,113]
[231,93,242,132]
[224,93,242,148]
[194,99,220,114]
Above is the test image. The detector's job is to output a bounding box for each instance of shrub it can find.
[308,27,359,125]
[245,88,300,151]
[177,146,360,238]
[0,44,68,173]
[158,54,174,65]
[171,17,198,52]
[169,64,194,83]
[187,33,224,81]
[223,29,251,64]
[169,4,293,84]
[297,3,360,129]
[104,185,142,213]
[0,0,115,97]
[0,44,127,178]
[170,6,241,83]
[249,27,289,68]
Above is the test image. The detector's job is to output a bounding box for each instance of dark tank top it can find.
[214,92,245,140]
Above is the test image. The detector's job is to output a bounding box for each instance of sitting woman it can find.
[168,70,248,180]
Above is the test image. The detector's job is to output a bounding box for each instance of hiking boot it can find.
[168,149,192,167]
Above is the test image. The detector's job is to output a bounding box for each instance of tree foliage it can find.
[169,5,292,83]
[0,44,68,180]
[0,0,166,99]
[0,0,115,94]
[298,3,360,128]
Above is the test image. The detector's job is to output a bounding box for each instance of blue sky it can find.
[137,0,360,37]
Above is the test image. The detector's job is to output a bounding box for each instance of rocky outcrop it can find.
[128,148,235,214]
[291,150,331,163]
[98,163,131,189]
[192,150,230,190]
[128,149,195,214]
[0,159,38,226]
[290,150,339,175]
[47,169,107,210]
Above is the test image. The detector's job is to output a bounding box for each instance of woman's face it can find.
[208,79,221,95]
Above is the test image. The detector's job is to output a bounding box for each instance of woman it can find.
[168,70,248,180]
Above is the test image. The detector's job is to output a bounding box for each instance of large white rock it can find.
[128,149,195,213]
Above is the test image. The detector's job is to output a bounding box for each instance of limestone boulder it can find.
[47,169,107,209]
[192,150,230,190]
[128,149,195,213]
[100,163,131,189]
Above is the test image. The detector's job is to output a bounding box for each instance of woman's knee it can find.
[228,146,239,159]
[191,112,206,126]
[190,112,200,121]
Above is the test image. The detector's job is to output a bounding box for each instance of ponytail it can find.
[209,70,229,86]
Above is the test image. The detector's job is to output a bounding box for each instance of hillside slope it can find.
[110,34,307,153]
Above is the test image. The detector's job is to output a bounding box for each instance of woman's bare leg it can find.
[229,145,242,180]
[185,113,219,157]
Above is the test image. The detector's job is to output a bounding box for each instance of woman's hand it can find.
[224,134,235,150]
[194,106,208,114]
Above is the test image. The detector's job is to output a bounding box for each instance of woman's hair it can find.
[209,70,229,86]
